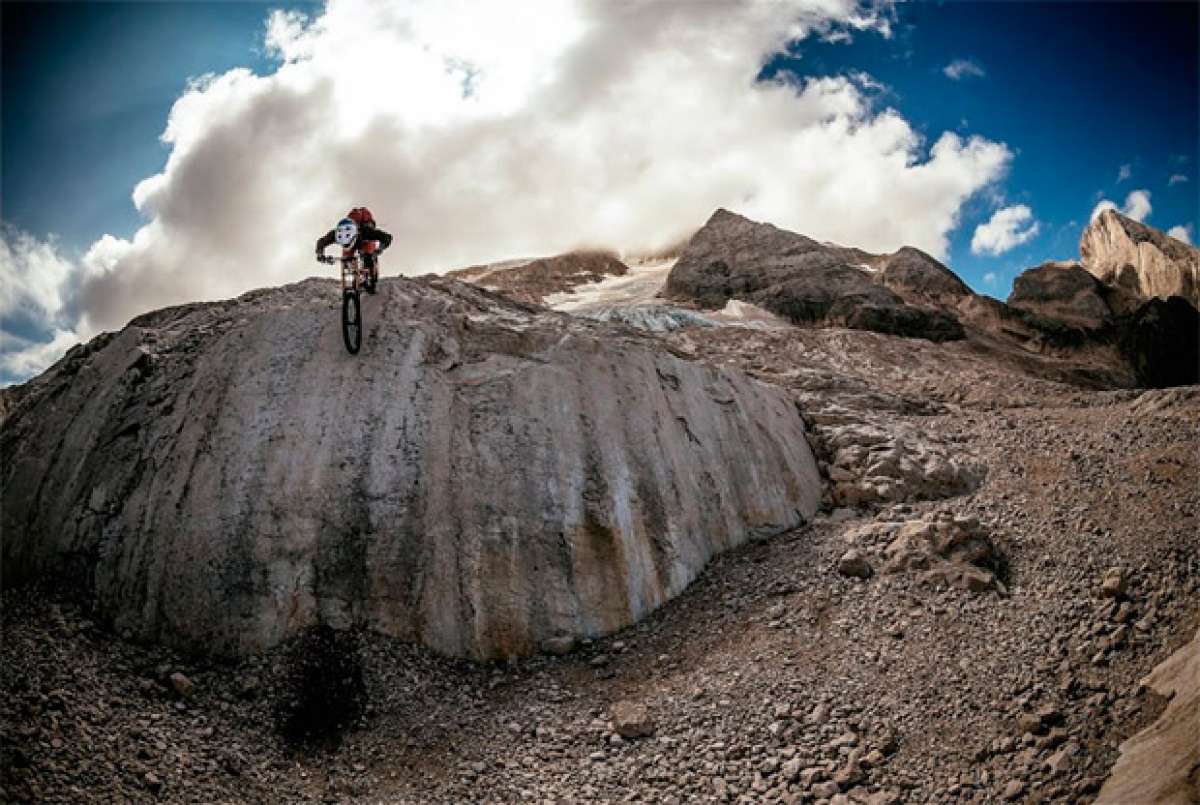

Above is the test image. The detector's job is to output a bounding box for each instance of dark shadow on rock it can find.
[274,625,367,749]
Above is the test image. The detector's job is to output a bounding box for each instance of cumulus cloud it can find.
[0,227,93,382]
[1168,174,1188,186]
[1,227,76,326]
[982,271,998,286]
[1091,189,1151,223]
[3,0,1016,382]
[943,59,985,80]
[1116,163,1131,182]
[971,204,1039,256]
[0,329,82,381]
[1167,225,1192,245]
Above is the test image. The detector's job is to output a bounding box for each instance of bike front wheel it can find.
[342,290,362,355]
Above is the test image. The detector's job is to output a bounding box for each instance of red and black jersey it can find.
[315,223,393,255]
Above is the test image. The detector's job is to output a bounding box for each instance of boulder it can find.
[1,276,822,660]
[1080,209,1200,308]
[844,513,1004,594]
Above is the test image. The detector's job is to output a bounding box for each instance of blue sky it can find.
[766,0,1198,290]
[0,1,1197,384]
[2,2,318,254]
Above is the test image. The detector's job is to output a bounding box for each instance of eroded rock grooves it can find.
[1081,208,1200,308]
[1,275,821,660]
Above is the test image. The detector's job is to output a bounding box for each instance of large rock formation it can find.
[877,246,973,308]
[1097,626,1200,805]
[664,210,964,342]
[1,276,822,660]
[1081,209,1200,308]
[1006,261,1114,330]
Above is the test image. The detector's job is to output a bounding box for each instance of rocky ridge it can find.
[664,209,964,342]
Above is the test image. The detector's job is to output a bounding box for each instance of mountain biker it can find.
[315,208,393,294]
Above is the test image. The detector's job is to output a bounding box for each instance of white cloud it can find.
[0,228,90,382]
[1167,225,1192,245]
[4,0,1017,382]
[943,59,985,80]
[971,204,1039,256]
[1116,163,1131,182]
[1168,174,1189,186]
[0,329,81,382]
[1091,189,1151,223]
[0,227,76,324]
[982,271,998,286]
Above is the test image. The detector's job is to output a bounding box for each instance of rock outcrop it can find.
[877,246,973,308]
[1080,209,1200,308]
[1006,261,1114,330]
[1,276,822,660]
[664,210,964,342]
[446,250,629,306]
[1097,626,1200,805]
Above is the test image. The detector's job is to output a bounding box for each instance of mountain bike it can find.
[319,253,372,354]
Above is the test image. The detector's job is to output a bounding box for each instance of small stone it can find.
[143,772,162,793]
[611,700,655,739]
[1002,780,1026,801]
[1045,741,1079,775]
[800,767,825,787]
[837,549,874,579]
[168,672,194,699]
[812,780,841,798]
[589,654,610,668]
[782,758,802,782]
[807,703,831,725]
[862,749,885,768]
[1017,713,1044,735]
[1100,567,1127,599]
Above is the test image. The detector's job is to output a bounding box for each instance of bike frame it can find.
[338,253,371,294]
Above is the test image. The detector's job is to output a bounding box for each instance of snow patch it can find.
[545,259,676,312]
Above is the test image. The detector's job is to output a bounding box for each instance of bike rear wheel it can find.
[342,290,362,354]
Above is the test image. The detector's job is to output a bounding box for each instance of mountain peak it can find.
[1081,209,1199,307]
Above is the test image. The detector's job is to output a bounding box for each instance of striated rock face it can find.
[1080,209,1200,307]
[446,250,628,306]
[2,276,821,660]
[1007,262,1114,329]
[1097,626,1200,805]
[664,210,964,342]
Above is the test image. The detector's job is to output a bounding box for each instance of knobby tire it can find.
[342,289,362,355]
